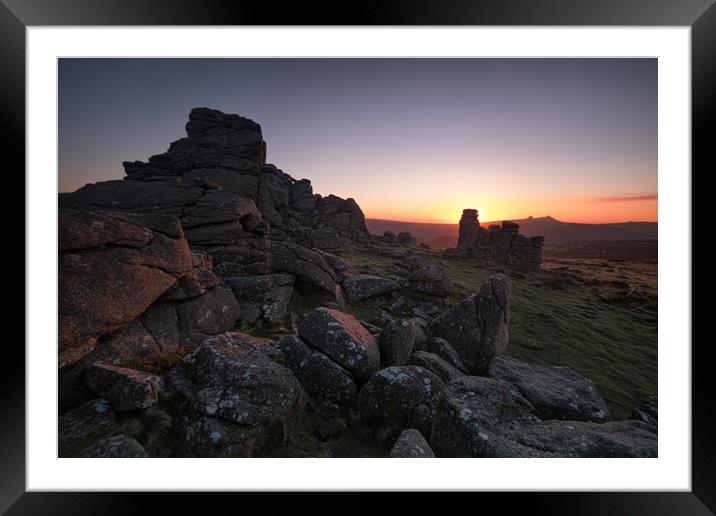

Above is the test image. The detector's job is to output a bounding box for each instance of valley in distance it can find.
[58,108,658,459]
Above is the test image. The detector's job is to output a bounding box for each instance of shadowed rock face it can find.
[488,356,611,423]
[276,334,358,418]
[430,376,656,458]
[58,210,193,368]
[298,308,380,382]
[429,274,511,375]
[342,274,399,302]
[456,208,544,270]
[84,363,164,411]
[358,365,445,440]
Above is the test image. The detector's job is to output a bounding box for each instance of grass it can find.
[342,243,657,421]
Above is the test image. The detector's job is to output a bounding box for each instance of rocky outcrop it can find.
[63,107,370,251]
[455,209,544,270]
[389,429,435,458]
[298,308,380,382]
[430,376,656,458]
[342,274,399,302]
[429,274,510,375]
[488,356,611,423]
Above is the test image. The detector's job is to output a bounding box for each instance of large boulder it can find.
[488,356,611,423]
[429,274,510,374]
[358,366,445,439]
[408,266,456,296]
[342,274,399,302]
[180,332,300,425]
[430,376,655,458]
[271,242,338,292]
[430,376,544,458]
[298,308,380,382]
[58,209,193,367]
[389,429,435,458]
[276,334,357,418]
[167,332,300,457]
[84,363,164,411]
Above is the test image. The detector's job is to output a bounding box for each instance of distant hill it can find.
[365,216,657,248]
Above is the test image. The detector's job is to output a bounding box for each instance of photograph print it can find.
[57,58,658,458]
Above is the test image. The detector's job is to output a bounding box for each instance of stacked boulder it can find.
[277,308,380,418]
[455,208,544,270]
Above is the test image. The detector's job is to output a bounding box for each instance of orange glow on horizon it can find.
[362,195,658,225]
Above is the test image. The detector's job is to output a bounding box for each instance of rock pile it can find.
[455,208,544,270]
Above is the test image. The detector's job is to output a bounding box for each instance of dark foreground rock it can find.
[276,334,357,418]
[358,366,445,440]
[430,376,656,458]
[407,351,464,383]
[168,331,301,457]
[298,308,380,382]
[59,399,116,456]
[429,274,510,374]
[379,319,417,367]
[75,435,149,458]
[488,356,611,423]
[84,363,164,411]
[427,338,469,373]
[390,429,435,458]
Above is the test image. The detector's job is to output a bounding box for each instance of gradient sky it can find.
[59,58,657,223]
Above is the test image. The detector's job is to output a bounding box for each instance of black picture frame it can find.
[6,0,714,513]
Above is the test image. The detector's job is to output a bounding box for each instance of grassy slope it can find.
[344,244,657,421]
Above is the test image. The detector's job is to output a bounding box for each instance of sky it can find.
[58,58,657,224]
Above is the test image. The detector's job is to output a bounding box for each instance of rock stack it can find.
[455,208,544,270]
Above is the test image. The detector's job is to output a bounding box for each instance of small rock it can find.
[407,351,464,383]
[389,429,435,458]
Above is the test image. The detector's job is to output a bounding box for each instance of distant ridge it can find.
[366,215,657,248]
